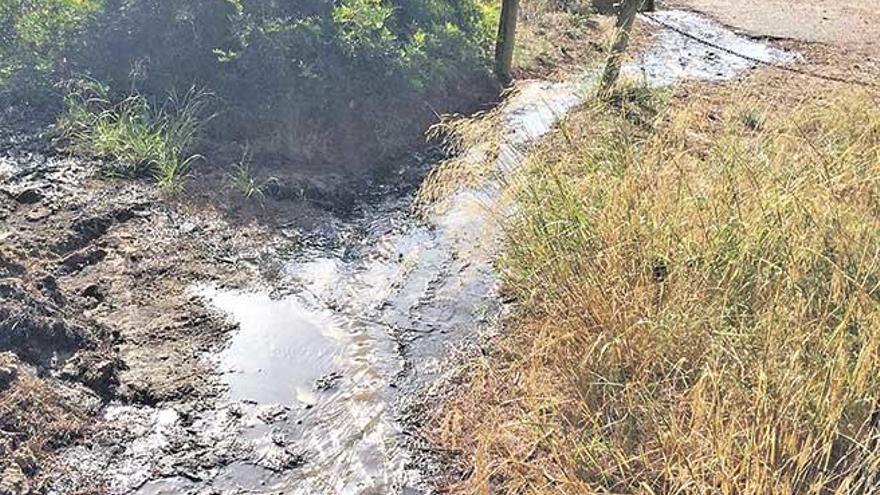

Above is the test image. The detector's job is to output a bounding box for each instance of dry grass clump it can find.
[0,353,87,490]
[430,87,880,494]
[510,0,611,80]
[417,99,506,211]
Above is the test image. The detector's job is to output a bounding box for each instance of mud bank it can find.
[0,111,364,492]
[1,9,798,495]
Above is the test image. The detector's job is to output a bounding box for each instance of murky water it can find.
[53,10,798,495]
[632,11,799,83]
[201,285,347,406]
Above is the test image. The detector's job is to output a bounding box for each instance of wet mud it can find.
[0,9,798,495]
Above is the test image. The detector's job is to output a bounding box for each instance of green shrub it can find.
[3,0,496,166]
[0,0,101,101]
[48,0,492,162]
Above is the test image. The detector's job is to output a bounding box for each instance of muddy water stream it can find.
[54,11,796,495]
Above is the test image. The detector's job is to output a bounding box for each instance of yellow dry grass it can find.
[417,95,507,213]
[429,84,880,494]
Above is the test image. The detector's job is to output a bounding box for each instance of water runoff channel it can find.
[53,10,798,495]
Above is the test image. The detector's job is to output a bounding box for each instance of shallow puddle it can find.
[195,287,403,492]
[200,286,345,405]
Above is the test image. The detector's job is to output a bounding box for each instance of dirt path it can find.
[670,0,880,56]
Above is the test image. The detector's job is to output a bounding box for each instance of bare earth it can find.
[670,0,880,56]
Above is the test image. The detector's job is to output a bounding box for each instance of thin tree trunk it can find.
[599,0,647,95]
[495,0,519,84]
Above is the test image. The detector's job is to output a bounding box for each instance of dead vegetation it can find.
[509,0,660,81]
[512,1,604,79]
[0,353,91,495]
[417,96,507,211]
[427,79,880,494]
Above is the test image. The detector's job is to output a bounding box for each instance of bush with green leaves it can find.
[3,0,497,166]
[0,0,101,101]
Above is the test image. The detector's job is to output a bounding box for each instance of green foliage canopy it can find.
[2,0,496,160]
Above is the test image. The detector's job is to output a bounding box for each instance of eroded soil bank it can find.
[0,106,443,493]
[0,5,834,494]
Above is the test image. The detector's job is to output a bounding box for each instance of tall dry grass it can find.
[431,86,880,494]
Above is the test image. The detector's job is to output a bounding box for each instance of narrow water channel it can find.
[53,11,797,494]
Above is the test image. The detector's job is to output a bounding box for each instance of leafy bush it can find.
[3,0,497,166]
[0,0,101,101]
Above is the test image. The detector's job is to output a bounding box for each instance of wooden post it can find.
[495,0,519,84]
[599,0,647,95]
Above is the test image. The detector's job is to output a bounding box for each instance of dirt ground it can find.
[0,106,365,492]
[669,0,880,56]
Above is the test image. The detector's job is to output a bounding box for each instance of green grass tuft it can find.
[57,79,211,191]
[226,146,278,204]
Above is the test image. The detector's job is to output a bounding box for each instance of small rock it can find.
[12,188,43,205]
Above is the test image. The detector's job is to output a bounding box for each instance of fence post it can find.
[599,0,646,95]
[495,0,519,84]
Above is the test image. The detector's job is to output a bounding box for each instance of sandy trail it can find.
[671,0,880,55]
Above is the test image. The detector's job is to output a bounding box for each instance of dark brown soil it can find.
[0,111,348,492]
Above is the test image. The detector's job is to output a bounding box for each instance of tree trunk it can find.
[599,0,647,95]
[495,0,519,84]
